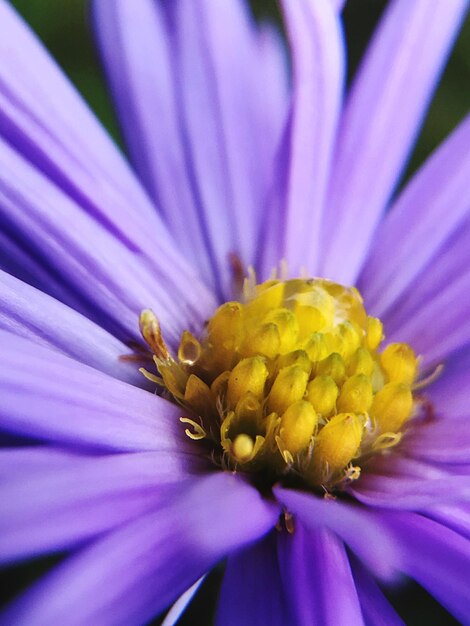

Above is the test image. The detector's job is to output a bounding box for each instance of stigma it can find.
[140,278,419,492]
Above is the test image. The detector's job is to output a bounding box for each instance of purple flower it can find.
[1,0,470,624]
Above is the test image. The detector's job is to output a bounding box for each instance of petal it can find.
[384,266,470,368]
[161,577,205,626]
[275,486,397,579]
[161,0,287,296]
[0,2,216,343]
[400,418,470,464]
[93,0,288,293]
[215,532,288,626]
[0,0,160,239]
[91,0,215,286]
[359,114,470,316]
[0,473,279,625]
[277,524,364,626]
[426,503,470,541]
[0,0,209,300]
[375,208,470,367]
[260,0,344,276]
[0,448,202,563]
[351,455,470,509]
[0,136,216,347]
[0,269,143,386]
[380,511,470,625]
[381,210,470,341]
[320,0,468,283]
[0,331,199,453]
[351,560,405,626]
[425,344,470,418]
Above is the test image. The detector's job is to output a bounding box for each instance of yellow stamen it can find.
[227,357,268,409]
[279,400,317,455]
[179,417,207,440]
[232,433,255,462]
[140,276,420,492]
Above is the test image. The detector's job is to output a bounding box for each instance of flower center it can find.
[140,278,419,492]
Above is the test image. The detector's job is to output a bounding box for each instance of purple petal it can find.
[0,230,82,310]
[91,0,215,288]
[359,114,470,317]
[275,486,397,579]
[0,0,161,240]
[0,473,279,625]
[379,511,470,624]
[0,2,217,343]
[400,417,470,464]
[215,532,288,626]
[0,270,143,386]
[216,533,289,626]
[320,0,468,283]
[0,330,201,453]
[260,0,344,277]
[426,503,470,541]
[0,135,215,347]
[277,524,364,626]
[425,344,470,418]
[0,0,211,304]
[381,210,470,340]
[93,0,287,294]
[384,268,470,368]
[351,455,470,509]
[373,209,470,367]
[351,560,405,626]
[152,0,287,297]
[161,577,205,626]
[332,0,346,10]
[0,448,203,563]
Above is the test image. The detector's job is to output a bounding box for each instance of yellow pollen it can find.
[140,277,421,492]
[232,433,255,462]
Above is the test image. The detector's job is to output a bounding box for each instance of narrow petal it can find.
[154,0,287,297]
[381,210,470,338]
[0,448,202,563]
[161,577,205,626]
[0,331,199,453]
[275,486,397,579]
[0,136,215,346]
[351,455,470,509]
[0,473,279,625]
[380,511,470,625]
[93,0,287,293]
[351,560,405,626]
[320,0,467,283]
[373,208,470,367]
[0,2,216,343]
[277,525,364,626]
[359,114,470,316]
[400,418,470,464]
[426,503,470,541]
[260,0,344,277]
[92,0,215,285]
[215,532,288,626]
[0,0,161,241]
[0,270,143,385]
[426,345,470,418]
[384,267,470,368]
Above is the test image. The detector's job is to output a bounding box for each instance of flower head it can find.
[1,0,470,625]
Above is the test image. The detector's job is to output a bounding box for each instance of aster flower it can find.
[1,0,470,624]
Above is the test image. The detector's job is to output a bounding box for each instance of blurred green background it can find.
[6,1,469,625]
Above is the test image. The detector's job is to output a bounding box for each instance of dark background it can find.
[7,1,469,624]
